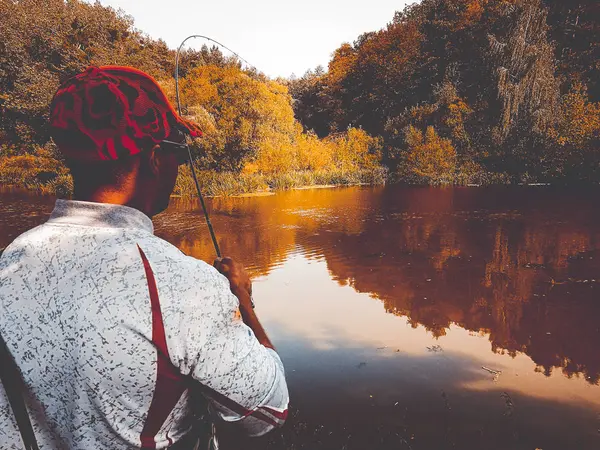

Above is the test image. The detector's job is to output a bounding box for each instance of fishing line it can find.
[174,35,257,309]
[174,37,258,448]
[174,35,255,260]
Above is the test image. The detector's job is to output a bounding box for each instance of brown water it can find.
[1,186,600,450]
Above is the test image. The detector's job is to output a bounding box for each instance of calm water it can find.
[1,186,600,450]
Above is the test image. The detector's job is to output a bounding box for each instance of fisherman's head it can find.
[49,66,202,217]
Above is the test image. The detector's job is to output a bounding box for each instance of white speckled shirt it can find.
[0,200,289,449]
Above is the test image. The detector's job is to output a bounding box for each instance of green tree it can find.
[0,0,177,150]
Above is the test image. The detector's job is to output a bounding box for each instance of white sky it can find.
[94,0,411,78]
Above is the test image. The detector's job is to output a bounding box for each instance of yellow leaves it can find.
[180,66,219,106]
[252,132,296,175]
[294,133,334,172]
[549,83,600,149]
[241,162,259,175]
[405,126,457,184]
[327,128,383,173]
[445,100,473,143]
[252,127,381,176]
[407,85,473,146]
[0,152,71,196]
[176,62,384,178]
[448,100,472,115]
[177,64,298,171]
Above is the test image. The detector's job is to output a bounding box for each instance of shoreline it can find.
[0,181,571,199]
[169,183,368,199]
[1,181,581,200]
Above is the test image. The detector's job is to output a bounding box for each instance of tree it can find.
[180,64,297,172]
[551,83,600,148]
[286,69,333,137]
[404,126,457,184]
[0,0,178,150]
[545,0,600,101]
[328,128,382,173]
[487,0,561,142]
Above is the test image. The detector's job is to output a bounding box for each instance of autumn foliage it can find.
[173,64,382,183]
[550,83,600,148]
[0,0,599,192]
[404,126,457,185]
[290,0,600,184]
[0,0,383,195]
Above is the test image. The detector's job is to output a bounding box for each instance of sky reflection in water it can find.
[154,186,600,449]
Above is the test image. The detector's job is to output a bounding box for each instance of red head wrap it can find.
[49,66,202,162]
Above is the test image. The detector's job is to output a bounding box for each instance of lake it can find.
[1,186,600,450]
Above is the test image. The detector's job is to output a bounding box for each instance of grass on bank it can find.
[0,153,73,197]
[0,153,389,198]
[0,153,534,198]
[173,164,389,197]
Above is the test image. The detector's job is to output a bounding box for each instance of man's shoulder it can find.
[138,237,235,313]
[1,223,54,262]
[136,235,224,287]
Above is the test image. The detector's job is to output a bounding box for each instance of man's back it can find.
[0,200,288,449]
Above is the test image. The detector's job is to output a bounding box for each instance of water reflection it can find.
[154,186,600,387]
[244,255,600,450]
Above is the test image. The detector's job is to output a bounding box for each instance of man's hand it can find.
[213,257,253,311]
[213,257,274,349]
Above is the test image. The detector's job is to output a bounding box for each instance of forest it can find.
[0,0,599,195]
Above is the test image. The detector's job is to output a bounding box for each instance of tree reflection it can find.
[156,187,600,384]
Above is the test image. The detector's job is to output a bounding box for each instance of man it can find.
[0,66,288,449]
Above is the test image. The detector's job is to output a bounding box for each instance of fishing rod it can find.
[174,35,256,309]
[174,37,222,259]
[174,35,255,259]
[174,37,258,450]
[175,35,254,111]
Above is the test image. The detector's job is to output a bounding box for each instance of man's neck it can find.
[73,187,152,218]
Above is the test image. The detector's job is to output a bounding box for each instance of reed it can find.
[173,166,389,197]
[0,154,72,197]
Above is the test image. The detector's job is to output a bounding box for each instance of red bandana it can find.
[49,66,202,162]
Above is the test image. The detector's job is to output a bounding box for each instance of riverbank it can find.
[0,154,558,198]
[0,154,389,198]
[173,165,388,197]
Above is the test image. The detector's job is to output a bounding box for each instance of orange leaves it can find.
[459,0,487,29]
[359,21,423,76]
[327,128,383,173]
[179,65,220,107]
[327,43,358,90]
[294,132,334,173]
[178,64,298,171]
[325,20,423,106]
[435,0,488,31]
[253,127,383,176]
[177,63,384,179]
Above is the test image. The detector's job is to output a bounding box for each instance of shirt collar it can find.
[47,200,154,234]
